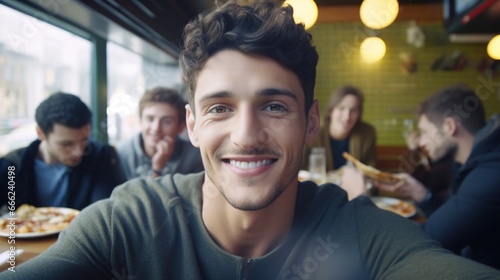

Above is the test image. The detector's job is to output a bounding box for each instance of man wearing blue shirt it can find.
[0,93,123,210]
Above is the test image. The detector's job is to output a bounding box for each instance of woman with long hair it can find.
[302,85,376,171]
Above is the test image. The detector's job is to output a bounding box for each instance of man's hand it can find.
[340,166,368,200]
[405,131,420,151]
[151,136,175,176]
[373,173,428,202]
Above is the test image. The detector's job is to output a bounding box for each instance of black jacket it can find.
[422,114,500,269]
[0,140,123,210]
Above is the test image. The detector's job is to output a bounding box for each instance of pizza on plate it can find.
[0,204,79,234]
[371,197,416,217]
[342,152,404,184]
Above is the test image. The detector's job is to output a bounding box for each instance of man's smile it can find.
[228,159,275,169]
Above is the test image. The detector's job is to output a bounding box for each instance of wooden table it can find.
[0,234,58,271]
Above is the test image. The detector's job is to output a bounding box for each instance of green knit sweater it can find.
[5,172,499,279]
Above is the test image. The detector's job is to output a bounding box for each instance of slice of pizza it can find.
[0,204,79,234]
[342,152,404,184]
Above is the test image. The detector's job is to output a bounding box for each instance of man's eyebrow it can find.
[258,88,298,102]
[198,91,234,104]
[197,88,298,104]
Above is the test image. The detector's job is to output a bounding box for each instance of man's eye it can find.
[162,119,173,125]
[209,106,229,114]
[265,104,287,112]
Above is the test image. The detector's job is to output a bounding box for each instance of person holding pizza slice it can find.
[343,85,500,269]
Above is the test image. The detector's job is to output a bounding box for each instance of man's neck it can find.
[37,141,54,164]
[201,180,297,259]
[455,132,475,165]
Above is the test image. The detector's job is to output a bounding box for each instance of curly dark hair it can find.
[179,0,318,116]
[416,85,486,135]
[35,92,91,135]
[139,87,187,124]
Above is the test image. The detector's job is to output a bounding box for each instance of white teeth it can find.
[229,159,272,169]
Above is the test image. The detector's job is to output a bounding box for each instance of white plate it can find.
[0,207,79,238]
[298,170,311,182]
[371,197,416,218]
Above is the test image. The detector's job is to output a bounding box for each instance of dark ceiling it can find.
[74,0,445,57]
[18,0,499,59]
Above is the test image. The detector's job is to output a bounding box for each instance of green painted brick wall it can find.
[309,21,500,146]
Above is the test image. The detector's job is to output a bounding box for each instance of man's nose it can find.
[231,108,268,150]
[71,143,86,158]
[151,119,162,132]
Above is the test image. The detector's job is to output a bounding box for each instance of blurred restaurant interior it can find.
[0,0,499,172]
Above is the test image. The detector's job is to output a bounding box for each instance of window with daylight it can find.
[0,4,91,156]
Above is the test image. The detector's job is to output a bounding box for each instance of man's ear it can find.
[443,117,459,136]
[36,125,46,141]
[185,104,199,148]
[305,100,320,145]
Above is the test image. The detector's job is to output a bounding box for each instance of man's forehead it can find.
[194,50,304,103]
[142,103,179,117]
[418,115,435,130]
[49,123,90,139]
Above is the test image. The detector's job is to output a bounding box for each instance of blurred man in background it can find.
[0,92,123,210]
[345,85,500,269]
[116,87,203,180]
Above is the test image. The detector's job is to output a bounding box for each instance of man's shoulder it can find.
[112,172,205,205]
[459,156,500,194]
[297,181,354,219]
[0,140,39,166]
[296,182,420,245]
[116,134,139,151]
[83,140,118,159]
[115,134,143,162]
[1,147,25,165]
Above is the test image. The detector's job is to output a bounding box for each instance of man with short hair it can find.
[4,2,499,279]
[373,85,500,269]
[0,93,123,210]
[116,87,203,179]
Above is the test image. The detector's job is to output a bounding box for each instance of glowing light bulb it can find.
[360,37,386,63]
[487,34,500,60]
[360,0,399,30]
[283,0,318,30]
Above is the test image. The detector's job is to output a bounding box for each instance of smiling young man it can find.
[0,93,123,210]
[4,1,499,279]
[116,87,203,179]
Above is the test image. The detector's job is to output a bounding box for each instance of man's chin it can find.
[64,159,82,167]
[431,146,456,163]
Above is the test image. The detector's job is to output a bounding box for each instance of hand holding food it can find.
[342,152,404,184]
[373,173,428,203]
